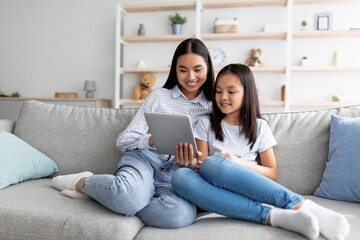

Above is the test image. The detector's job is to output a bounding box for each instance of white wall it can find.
[0,0,121,100]
[1,0,360,106]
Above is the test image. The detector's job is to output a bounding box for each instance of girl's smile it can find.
[215,73,245,125]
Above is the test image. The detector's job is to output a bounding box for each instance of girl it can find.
[51,38,214,229]
[172,64,349,240]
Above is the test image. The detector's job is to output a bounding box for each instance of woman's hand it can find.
[175,142,202,167]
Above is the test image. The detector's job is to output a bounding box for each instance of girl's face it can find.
[176,53,208,101]
[215,73,244,123]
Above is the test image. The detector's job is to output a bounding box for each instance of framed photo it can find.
[314,12,333,30]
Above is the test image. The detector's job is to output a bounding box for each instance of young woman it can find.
[51,38,215,229]
[172,64,350,240]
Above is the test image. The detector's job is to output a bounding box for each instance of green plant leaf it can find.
[169,12,187,24]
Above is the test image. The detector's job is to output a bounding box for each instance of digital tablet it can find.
[144,112,198,158]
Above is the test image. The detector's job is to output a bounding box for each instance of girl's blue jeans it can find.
[81,149,196,229]
[171,155,304,225]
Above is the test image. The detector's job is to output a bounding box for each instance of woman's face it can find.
[176,53,208,101]
[215,73,244,123]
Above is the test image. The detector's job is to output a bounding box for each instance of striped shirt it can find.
[116,85,212,153]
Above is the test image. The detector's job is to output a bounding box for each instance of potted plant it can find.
[169,12,187,35]
[301,20,308,31]
[301,56,309,66]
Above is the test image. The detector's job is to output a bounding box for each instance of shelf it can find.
[292,66,360,72]
[120,67,285,73]
[119,99,145,106]
[122,1,196,12]
[201,32,286,40]
[120,67,171,73]
[121,30,360,44]
[249,67,286,73]
[121,34,195,43]
[216,66,285,73]
[292,30,360,38]
[290,101,360,107]
[0,97,111,108]
[119,98,284,107]
[293,0,360,5]
[202,0,287,8]
[122,66,360,74]
[121,0,290,12]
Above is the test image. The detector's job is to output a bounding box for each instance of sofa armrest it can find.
[0,119,16,133]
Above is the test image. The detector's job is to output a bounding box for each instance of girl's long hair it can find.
[210,64,262,149]
[162,38,215,101]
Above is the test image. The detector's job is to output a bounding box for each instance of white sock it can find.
[270,208,319,240]
[301,200,350,240]
[51,171,93,191]
[60,190,91,199]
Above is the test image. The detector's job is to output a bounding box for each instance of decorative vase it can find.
[172,24,183,35]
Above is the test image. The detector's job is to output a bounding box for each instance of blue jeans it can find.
[81,149,196,228]
[171,155,304,225]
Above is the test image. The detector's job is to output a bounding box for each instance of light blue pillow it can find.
[0,131,59,190]
[314,115,360,202]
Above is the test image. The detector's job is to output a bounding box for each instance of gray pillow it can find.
[14,100,138,175]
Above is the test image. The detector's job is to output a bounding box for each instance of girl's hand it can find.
[194,158,203,172]
[220,153,248,167]
[175,142,202,167]
[149,136,154,147]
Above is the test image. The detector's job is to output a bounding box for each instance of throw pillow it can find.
[314,115,360,202]
[0,131,59,190]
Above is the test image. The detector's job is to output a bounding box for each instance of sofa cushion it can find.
[134,195,360,240]
[262,105,360,195]
[0,131,59,190]
[314,115,360,202]
[14,100,138,175]
[0,179,144,240]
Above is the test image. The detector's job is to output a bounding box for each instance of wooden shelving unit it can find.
[121,34,195,43]
[121,67,285,74]
[120,67,171,74]
[291,66,360,72]
[202,0,287,8]
[116,0,360,110]
[122,0,287,12]
[122,1,196,12]
[201,32,286,40]
[290,101,360,107]
[293,0,360,5]
[292,30,360,38]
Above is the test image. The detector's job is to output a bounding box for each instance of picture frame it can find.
[314,12,333,30]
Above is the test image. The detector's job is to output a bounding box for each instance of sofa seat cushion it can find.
[135,195,360,240]
[0,179,144,240]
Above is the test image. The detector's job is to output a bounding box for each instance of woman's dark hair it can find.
[210,64,262,149]
[162,38,215,101]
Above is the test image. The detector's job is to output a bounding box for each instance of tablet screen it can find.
[144,112,198,158]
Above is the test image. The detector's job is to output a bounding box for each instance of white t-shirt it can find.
[194,116,277,164]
